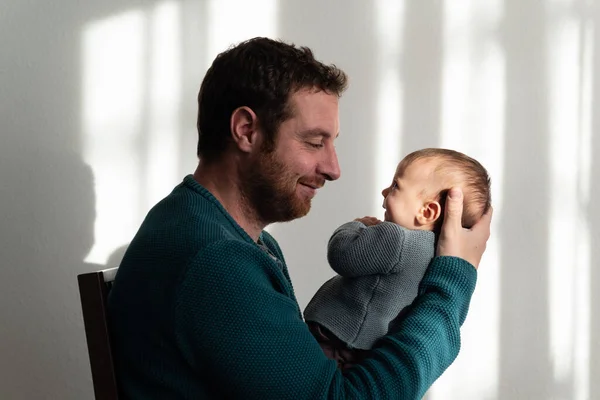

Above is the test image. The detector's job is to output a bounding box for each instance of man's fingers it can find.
[444,187,464,226]
[437,188,492,268]
[355,216,376,225]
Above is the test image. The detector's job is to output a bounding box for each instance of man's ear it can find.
[416,200,442,227]
[230,106,260,153]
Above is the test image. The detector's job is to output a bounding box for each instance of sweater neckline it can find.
[181,174,265,246]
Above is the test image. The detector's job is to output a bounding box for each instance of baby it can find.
[304,148,492,369]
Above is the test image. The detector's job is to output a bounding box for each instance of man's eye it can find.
[308,142,324,149]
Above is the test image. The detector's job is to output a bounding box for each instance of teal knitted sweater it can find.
[107,175,477,400]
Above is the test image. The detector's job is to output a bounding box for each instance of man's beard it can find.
[242,148,316,224]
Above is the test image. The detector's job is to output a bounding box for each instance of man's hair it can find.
[196,37,348,162]
[399,148,492,230]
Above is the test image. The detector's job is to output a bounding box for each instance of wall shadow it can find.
[0,0,169,398]
[0,147,98,399]
[497,0,553,398]
[589,3,600,398]
[402,0,444,153]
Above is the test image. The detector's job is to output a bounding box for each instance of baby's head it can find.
[381,148,491,232]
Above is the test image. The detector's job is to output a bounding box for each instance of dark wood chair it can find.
[78,267,119,400]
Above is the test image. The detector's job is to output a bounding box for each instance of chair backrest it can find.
[78,267,119,400]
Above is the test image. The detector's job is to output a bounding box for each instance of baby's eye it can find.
[391,181,398,190]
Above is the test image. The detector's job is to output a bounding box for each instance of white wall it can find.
[1,0,599,399]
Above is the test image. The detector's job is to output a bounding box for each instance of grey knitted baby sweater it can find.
[304,221,435,350]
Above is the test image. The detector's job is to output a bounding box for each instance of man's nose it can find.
[319,146,341,181]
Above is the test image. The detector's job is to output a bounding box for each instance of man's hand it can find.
[354,216,382,226]
[436,187,492,269]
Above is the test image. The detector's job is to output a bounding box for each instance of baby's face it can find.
[381,157,440,229]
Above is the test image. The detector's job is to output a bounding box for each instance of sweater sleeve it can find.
[327,221,435,277]
[175,240,477,400]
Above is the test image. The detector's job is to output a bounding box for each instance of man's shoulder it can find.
[143,178,243,245]
[110,178,253,286]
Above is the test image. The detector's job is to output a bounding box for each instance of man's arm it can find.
[327,221,434,277]
[175,244,474,400]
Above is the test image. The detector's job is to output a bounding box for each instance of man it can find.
[107,37,492,399]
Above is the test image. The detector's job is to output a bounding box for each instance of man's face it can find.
[381,157,439,229]
[245,88,341,224]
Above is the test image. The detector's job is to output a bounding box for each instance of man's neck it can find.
[192,160,265,241]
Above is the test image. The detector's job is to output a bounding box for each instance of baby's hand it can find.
[354,216,382,226]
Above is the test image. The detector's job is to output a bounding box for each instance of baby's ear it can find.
[416,201,442,227]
